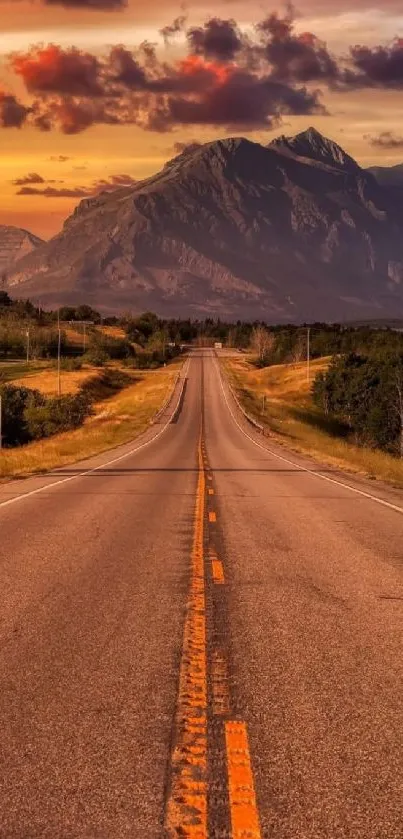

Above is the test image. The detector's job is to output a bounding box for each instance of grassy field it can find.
[0,360,183,480]
[12,364,106,395]
[223,354,403,488]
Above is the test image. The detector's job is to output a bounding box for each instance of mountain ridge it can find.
[5,128,403,321]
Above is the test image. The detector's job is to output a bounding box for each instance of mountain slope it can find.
[269,127,360,172]
[0,226,44,277]
[6,130,403,321]
[367,164,403,189]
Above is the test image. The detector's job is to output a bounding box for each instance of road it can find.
[0,350,402,838]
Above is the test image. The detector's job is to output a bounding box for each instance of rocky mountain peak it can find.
[269,127,360,172]
[0,226,44,276]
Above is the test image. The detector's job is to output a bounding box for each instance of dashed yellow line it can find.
[208,488,214,496]
[212,559,225,584]
[165,435,207,838]
[209,511,217,523]
[225,721,262,838]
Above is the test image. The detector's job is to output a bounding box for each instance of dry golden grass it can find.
[224,355,403,488]
[0,360,183,480]
[97,325,126,340]
[12,366,102,396]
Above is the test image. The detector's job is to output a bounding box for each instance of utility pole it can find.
[307,326,311,385]
[83,322,86,353]
[0,391,2,451]
[26,327,30,365]
[57,308,61,397]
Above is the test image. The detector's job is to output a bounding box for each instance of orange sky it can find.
[1,0,403,239]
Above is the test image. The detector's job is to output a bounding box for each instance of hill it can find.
[0,226,44,278]
[5,129,403,321]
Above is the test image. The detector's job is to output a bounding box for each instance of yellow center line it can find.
[211,559,225,584]
[208,488,214,496]
[165,435,207,838]
[208,511,217,523]
[225,721,262,839]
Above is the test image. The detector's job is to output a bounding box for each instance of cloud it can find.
[187,18,245,62]
[44,0,127,8]
[49,154,70,161]
[16,185,92,197]
[16,173,138,198]
[12,172,45,185]
[160,15,187,45]
[366,130,403,148]
[4,10,376,135]
[350,39,403,87]
[156,70,323,131]
[0,90,29,128]
[93,173,138,188]
[10,44,104,97]
[255,7,340,84]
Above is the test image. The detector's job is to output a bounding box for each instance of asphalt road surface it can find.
[0,350,402,838]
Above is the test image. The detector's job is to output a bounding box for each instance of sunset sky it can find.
[1,0,403,239]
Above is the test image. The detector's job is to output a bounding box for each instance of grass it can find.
[0,359,183,480]
[12,365,105,396]
[223,354,403,489]
[0,360,49,383]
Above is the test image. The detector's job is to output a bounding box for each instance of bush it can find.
[0,384,43,446]
[82,347,109,367]
[24,393,92,440]
[58,357,83,372]
[313,352,403,455]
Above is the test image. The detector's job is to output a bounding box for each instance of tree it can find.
[250,325,275,367]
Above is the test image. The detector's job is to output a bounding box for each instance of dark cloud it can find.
[366,131,403,149]
[0,90,29,128]
[153,70,323,131]
[16,173,137,199]
[160,16,187,45]
[11,45,104,97]
[12,173,45,185]
[94,173,137,188]
[44,0,127,8]
[2,11,354,135]
[350,40,403,88]
[187,18,245,62]
[256,8,340,84]
[16,186,92,197]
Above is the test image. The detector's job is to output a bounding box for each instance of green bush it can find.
[82,347,109,367]
[313,352,403,455]
[24,393,92,440]
[0,384,43,446]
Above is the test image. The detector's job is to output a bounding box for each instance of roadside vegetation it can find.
[223,327,403,487]
[0,362,182,479]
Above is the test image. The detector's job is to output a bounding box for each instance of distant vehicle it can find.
[214,342,223,349]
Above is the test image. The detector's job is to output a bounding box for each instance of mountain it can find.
[5,129,403,321]
[269,127,360,173]
[367,164,403,189]
[0,226,44,277]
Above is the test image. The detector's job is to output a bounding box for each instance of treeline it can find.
[249,323,403,367]
[313,353,403,457]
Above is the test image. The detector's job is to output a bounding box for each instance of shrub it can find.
[82,347,109,367]
[24,393,92,440]
[0,384,43,446]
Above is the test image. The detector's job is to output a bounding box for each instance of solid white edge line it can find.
[0,357,191,511]
[214,358,403,516]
